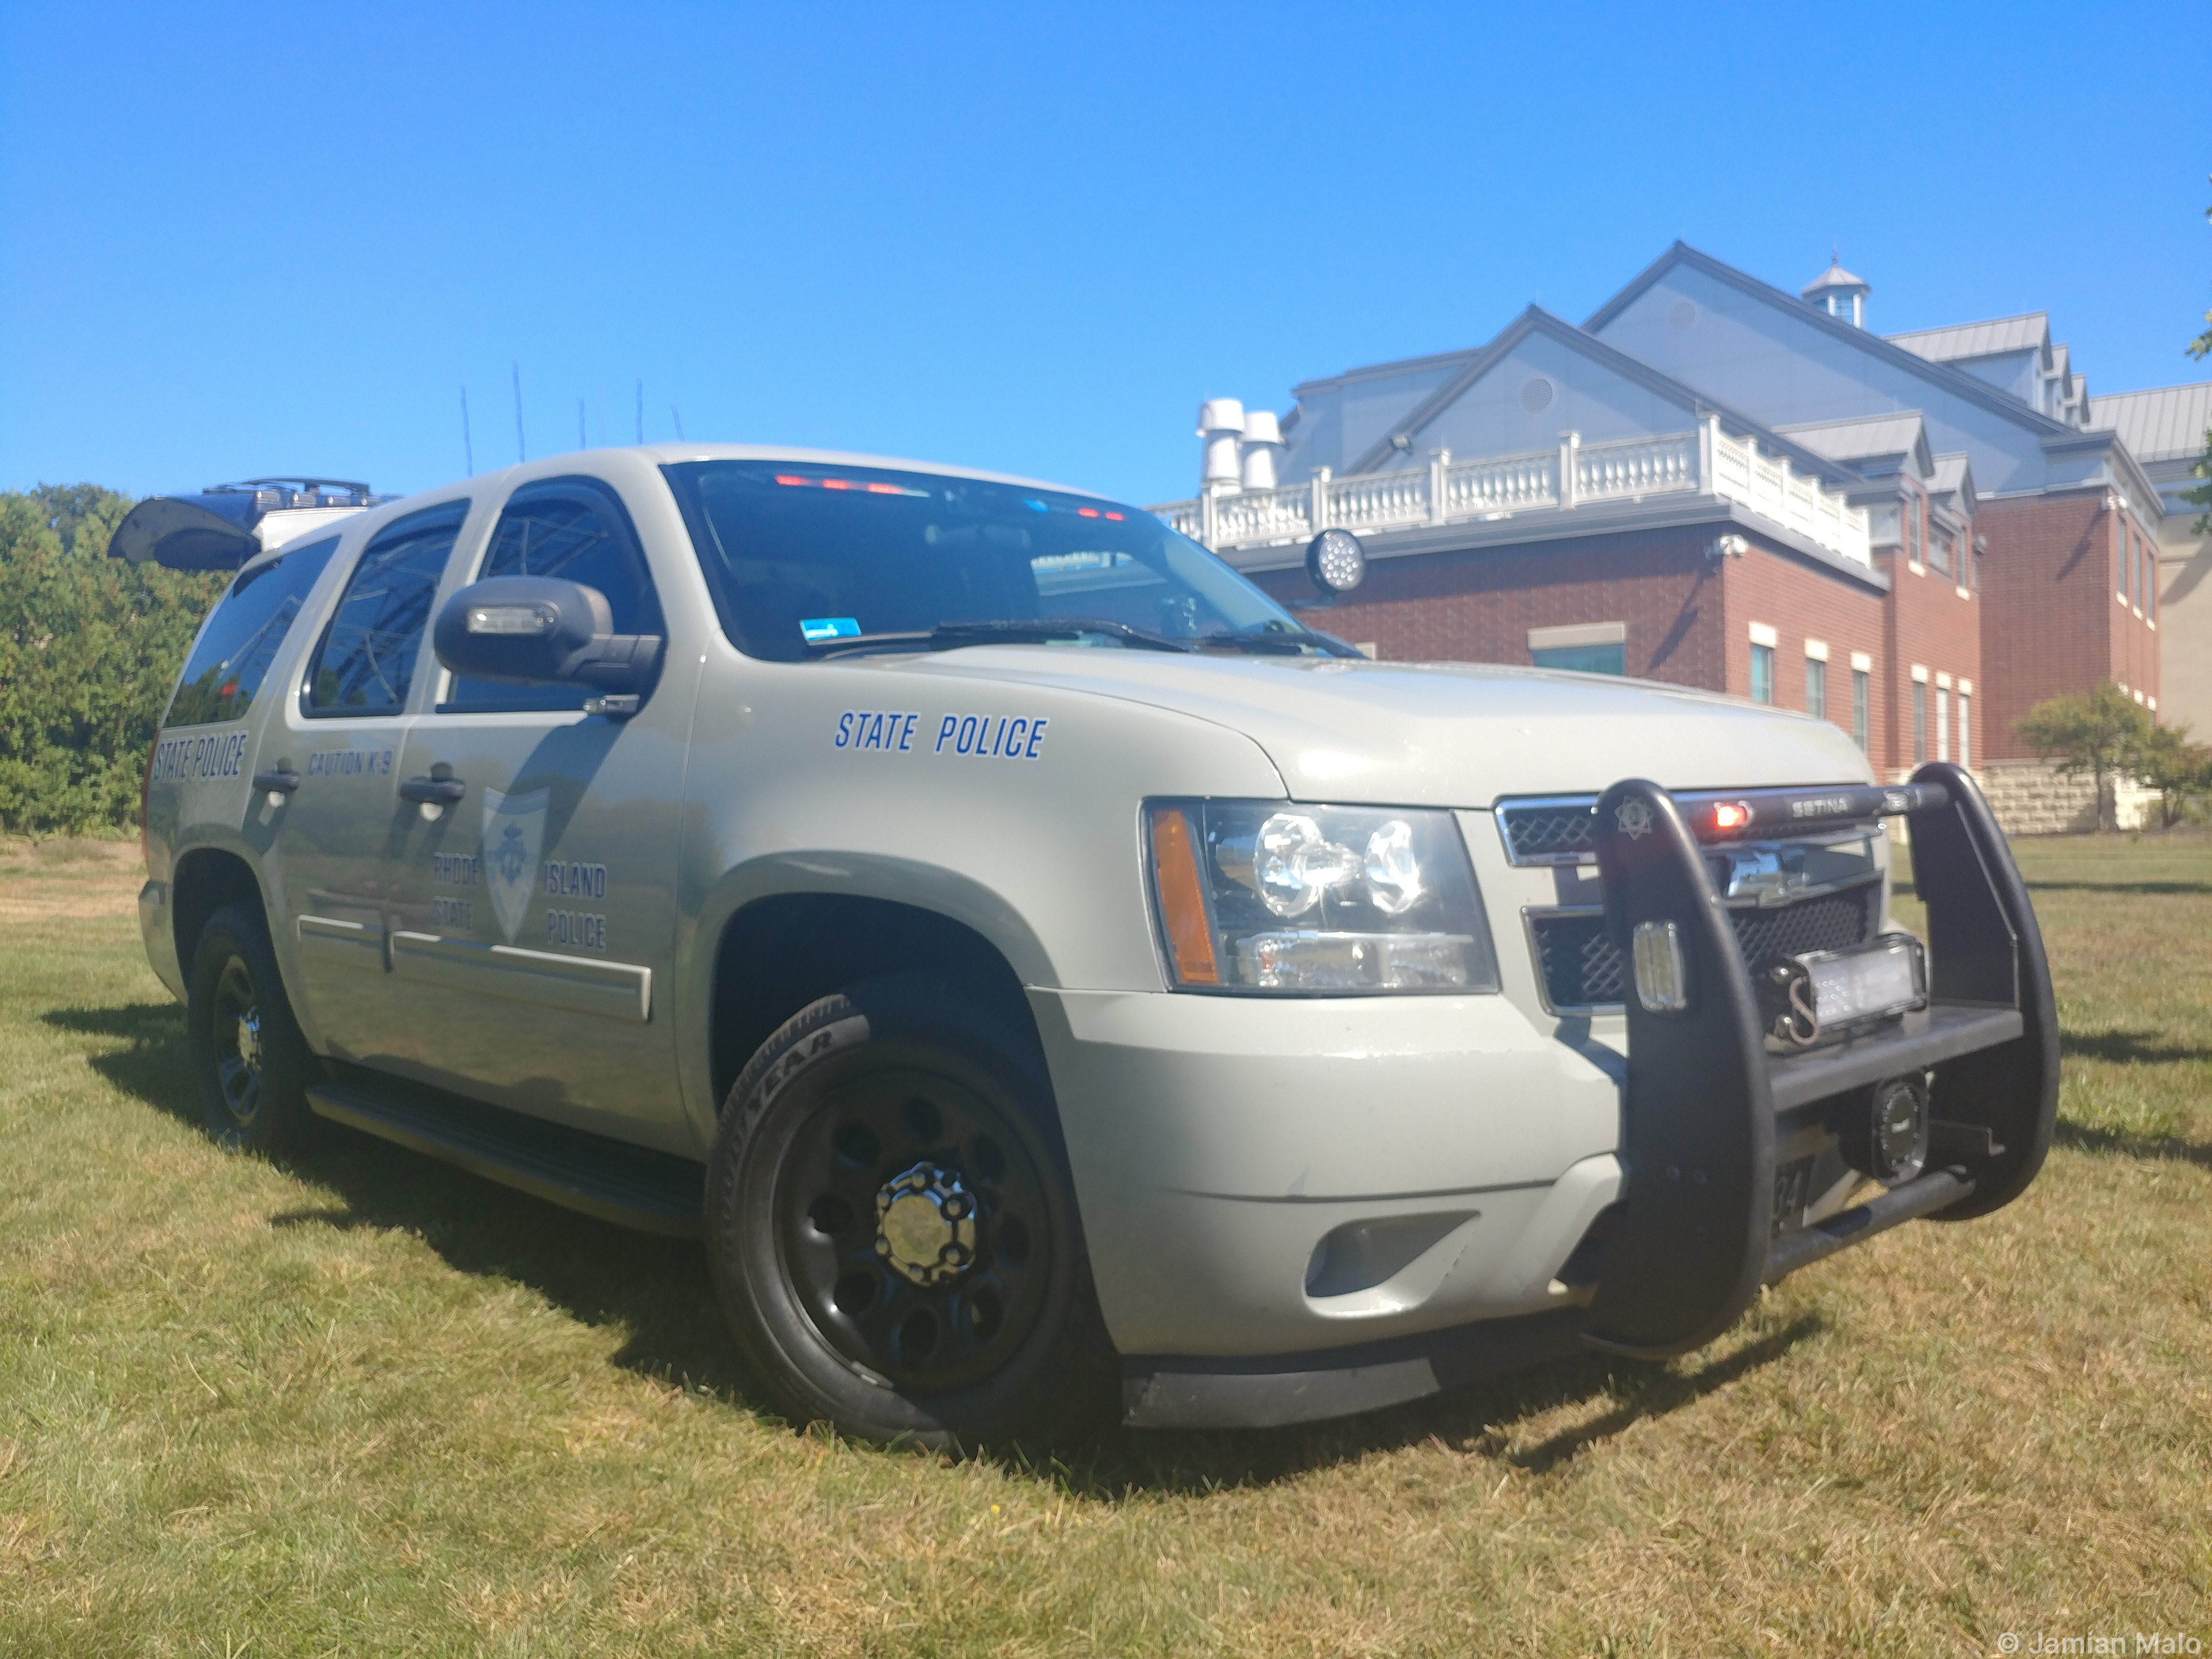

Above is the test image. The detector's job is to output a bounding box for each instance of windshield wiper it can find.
[1195,628,1363,658]
[805,618,1196,659]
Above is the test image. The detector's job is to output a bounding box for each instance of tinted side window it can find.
[165,537,340,727]
[305,503,468,715]
[444,478,664,712]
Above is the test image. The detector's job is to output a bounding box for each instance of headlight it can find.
[1145,800,1499,994]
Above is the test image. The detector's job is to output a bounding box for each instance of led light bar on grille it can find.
[1497,782,1949,868]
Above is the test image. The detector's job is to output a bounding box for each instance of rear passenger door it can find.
[269,501,467,1062]
[376,477,692,1151]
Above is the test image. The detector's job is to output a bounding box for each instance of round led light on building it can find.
[1305,527,1366,596]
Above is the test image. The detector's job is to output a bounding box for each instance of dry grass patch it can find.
[0,835,2205,1655]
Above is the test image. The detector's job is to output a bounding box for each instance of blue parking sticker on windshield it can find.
[801,617,861,642]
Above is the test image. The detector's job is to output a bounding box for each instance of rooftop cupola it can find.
[1802,251,1870,328]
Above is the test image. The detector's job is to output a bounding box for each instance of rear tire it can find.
[186,901,317,1153]
[706,974,1116,1450]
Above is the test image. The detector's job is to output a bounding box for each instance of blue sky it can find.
[2,1,2205,509]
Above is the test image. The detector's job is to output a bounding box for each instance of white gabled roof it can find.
[1887,313,2050,365]
[1776,411,1929,466]
[1929,452,1976,505]
[2090,382,2212,463]
[1801,259,1869,296]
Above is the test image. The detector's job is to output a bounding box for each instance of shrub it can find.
[0,486,226,835]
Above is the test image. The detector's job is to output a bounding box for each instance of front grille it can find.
[1530,911,1625,1008]
[1528,885,1879,1011]
[1727,887,1878,962]
[1497,799,1598,865]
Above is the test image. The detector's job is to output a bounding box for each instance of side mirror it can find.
[432,576,663,695]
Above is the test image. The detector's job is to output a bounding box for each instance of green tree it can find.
[0,486,226,835]
[2128,721,2212,828]
[2016,681,2153,832]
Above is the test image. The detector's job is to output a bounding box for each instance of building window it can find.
[1907,498,1922,566]
[1852,668,1870,750]
[1929,524,1954,576]
[1869,502,1901,545]
[1751,643,1775,704]
[1806,656,1827,721]
[1959,692,1972,769]
[1528,622,1626,676]
[1530,642,1626,675]
[1913,681,1928,763]
[1936,686,1951,762]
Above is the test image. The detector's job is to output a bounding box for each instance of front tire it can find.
[186,901,317,1153]
[706,975,1116,1449]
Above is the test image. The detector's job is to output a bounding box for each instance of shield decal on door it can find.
[480,786,549,945]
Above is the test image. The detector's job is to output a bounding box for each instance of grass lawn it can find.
[1,834,2207,1656]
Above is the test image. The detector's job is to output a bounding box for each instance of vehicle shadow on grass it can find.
[2052,1117,2212,1170]
[2058,1029,2212,1066]
[42,1000,777,1421]
[1041,1314,1823,1498]
[47,997,1824,1494]
[2021,878,2212,896]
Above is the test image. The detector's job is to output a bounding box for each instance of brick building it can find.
[1156,244,2185,777]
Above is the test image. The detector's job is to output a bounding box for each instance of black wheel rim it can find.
[774,1063,1052,1393]
[209,954,264,1127]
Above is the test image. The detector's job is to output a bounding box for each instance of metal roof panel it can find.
[2089,382,2212,462]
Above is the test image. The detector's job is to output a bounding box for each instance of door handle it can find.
[399,776,467,805]
[251,769,302,795]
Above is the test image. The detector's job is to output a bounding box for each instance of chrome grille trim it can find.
[1494,795,1599,866]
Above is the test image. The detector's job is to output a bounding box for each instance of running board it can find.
[306,1079,706,1239]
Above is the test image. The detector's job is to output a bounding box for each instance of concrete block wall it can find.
[1974,758,2157,835]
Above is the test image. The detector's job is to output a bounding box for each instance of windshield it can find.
[662,459,1328,663]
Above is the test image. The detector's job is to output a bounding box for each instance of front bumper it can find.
[1112,762,2058,1429]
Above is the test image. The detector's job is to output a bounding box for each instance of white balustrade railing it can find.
[1707,424,1870,565]
[1576,433,1697,504]
[1326,468,1429,532]
[1155,499,1204,540]
[1444,448,1557,515]
[1210,483,1312,547]
[1152,419,1870,566]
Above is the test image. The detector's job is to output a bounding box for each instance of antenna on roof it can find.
[512,362,526,463]
[671,405,685,441]
[460,387,474,476]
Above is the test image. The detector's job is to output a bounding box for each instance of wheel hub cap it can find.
[235,1008,262,1073]
[874,1163,977,1287]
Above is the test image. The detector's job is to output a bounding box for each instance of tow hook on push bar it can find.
[1578,762,2058,1361]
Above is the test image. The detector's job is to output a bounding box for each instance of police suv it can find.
[119,448,2057,1446]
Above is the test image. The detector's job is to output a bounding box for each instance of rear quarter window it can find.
[164,536,342,728]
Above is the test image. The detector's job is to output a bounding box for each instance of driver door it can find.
[375,476,694,1153]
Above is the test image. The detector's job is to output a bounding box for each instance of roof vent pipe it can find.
[1239,410,1283,491]
[1198,399,1245,493]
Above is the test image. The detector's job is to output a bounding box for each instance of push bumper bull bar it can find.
[1121,761,2058,1427]
[1582,758,2057,1355]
